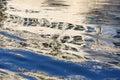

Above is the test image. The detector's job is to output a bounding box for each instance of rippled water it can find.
[1,0,120,80]
[0,48,120,80]
[10,0,120,25]
[0,31,25,41]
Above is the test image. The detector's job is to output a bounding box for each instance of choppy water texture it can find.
[0,48,120,80]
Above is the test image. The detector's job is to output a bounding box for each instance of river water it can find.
[1,0,120,80]
[0,48,120,80]
[9,0,120,25]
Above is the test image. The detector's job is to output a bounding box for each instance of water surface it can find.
[0,48,120,80]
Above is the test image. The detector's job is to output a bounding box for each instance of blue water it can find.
[0,31,25,41]
[0,48,120,80]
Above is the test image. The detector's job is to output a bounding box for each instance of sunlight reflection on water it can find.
[1,0,120,80]
[10,0,120,25]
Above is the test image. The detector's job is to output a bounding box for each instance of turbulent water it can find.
[0,0,120,80]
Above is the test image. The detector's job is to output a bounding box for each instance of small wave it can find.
[0,48,120,80]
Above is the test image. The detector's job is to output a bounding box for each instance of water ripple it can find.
[0,31,25,41]
[0,48,120,80]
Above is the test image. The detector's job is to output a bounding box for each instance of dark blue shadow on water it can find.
[0,48,120,80]
[19,74,36,80]
[0,31,25,41]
